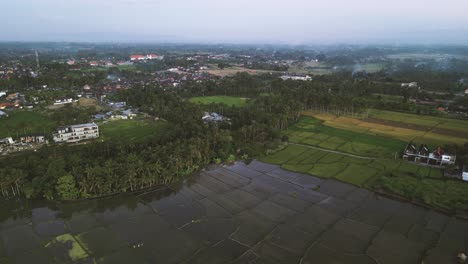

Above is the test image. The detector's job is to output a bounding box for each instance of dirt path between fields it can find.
[289,142,376,160]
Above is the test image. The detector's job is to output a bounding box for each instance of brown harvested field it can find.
[431,127,468,138]
[203,66,278,77]
[76,97,101,109]
[365,117,468,138]
[365,118,431,132]
[306,112,468,145]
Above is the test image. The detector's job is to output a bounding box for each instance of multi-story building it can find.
[53,123,99,143]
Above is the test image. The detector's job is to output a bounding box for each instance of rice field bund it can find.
[260,114,468,211]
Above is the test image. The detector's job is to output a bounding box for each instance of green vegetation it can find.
[0,88,299,200]
[0,111,56,138]
[189,96,248,106]
[99,119,168,142]
[260,115,468,211]
[46,234,88,262]
[368,109,468,133]
[260,144,468,211]
[286,116,405,158]
[379,176,468,211]
[311,112,468,146]
[55,175,80,200]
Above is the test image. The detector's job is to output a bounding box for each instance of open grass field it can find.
[307,112,468,146]
[189,96,248,107]
[99,119,167,142]
[361,63,386,73]
[0,111,56,138]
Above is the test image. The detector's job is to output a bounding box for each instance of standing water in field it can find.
[0,161,467,263]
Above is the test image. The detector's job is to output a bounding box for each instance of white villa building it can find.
[280,75,312,81]
[53,123,99,143]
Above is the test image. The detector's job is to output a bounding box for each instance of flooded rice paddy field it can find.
[1,160,467,263]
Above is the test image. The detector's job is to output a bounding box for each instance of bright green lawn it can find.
[99,119,167,142]
[189,96,248,107]
[0,111,56,138]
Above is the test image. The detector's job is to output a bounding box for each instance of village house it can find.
[130,54,160,61]
[19,135,46,144]
[463,166,468,181]
[202,112,229,123]
[0,137,14,145]
[403,143,456,166]
[54,98,76,105]
[401,82,419,88]
[52,123,99,143]
[6,92,20,101]
[146,54,159,60]
[0,110,8,118]
[110,109,136,120]
[108,101,126,109]
[280,75,312,81]
[0,103,10,110]
[130,55,146,61]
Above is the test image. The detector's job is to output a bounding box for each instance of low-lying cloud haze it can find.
[2,0,468,44]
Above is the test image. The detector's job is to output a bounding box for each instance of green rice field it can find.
[260,144,468,211]
[189,96,248,107]
[261,144,443,188]
[285,116,405,158]
[260,114,468,211]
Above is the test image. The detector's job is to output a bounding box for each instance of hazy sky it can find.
[2,0,468,44]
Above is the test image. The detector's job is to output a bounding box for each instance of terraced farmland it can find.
[261,144,443,187]
[260,114,468,211]
[285,116,405,158]
[259,144,468,211]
